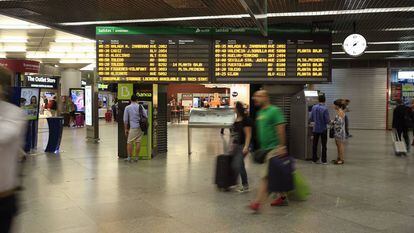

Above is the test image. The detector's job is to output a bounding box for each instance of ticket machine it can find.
[290,90,321,160]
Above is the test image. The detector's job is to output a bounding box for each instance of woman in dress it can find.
[332,99,346,165]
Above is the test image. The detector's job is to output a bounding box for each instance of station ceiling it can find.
[0,0,413,60]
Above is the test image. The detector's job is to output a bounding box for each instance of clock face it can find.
[343,34,367,56]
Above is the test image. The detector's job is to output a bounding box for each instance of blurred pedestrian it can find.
[111,98,118,122]
[332,99,347,165]
[230,101,252,193]
[0,67,27,232]
[393,99,411,152]
[249,90,288,212]
[310,94,330,164]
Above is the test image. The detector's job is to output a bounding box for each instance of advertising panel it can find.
[20,88,40,120]
[70,88,85,112]
[85,86,92,126]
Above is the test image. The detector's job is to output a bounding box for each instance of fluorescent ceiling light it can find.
[382,27,414,32]
[60,59,95,64]
[60,14,249,25]
[55,38,95,43]
[59,6,414,26]
[0,53,6,58]
[332,52,346,55]
[365,50,414,54]
[26,51,95,59]
[333,41,414,46]
[0,37,28,43]
[49,44,95,52]
[80,63,96,71]
[0,44,26,52]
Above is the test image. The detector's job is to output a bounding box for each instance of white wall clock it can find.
[343,34,367,56]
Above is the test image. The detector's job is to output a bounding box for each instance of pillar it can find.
[60,68,81,95]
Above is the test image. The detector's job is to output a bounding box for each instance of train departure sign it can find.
[96,27,331,84]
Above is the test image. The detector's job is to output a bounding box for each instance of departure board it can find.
[214,35,330,83]
[96,27,332,84]
[97,35,210,83]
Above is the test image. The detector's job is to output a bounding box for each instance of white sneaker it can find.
[124,156,131,162]
[237,186,250,193]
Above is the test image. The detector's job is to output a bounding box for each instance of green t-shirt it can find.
[256,105,286,150]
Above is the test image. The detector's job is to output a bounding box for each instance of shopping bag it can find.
[289,171,310,201]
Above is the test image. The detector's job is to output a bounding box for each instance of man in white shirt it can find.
[0,67,26,232]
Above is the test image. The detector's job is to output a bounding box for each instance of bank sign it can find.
[25,75,59,89]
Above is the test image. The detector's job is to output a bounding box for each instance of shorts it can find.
[127,128,143,144]
[261,148,279,178]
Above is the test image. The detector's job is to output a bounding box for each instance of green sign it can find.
[96,26,329,36]
[118,83,133,100]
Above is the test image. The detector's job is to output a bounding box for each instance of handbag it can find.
[252,149,271,164]
[288,171,311,201]
[138,105,149,133]
[329,125,335,139]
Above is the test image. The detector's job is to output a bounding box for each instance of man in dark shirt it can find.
[310,94,330,164]
[393,100,411,151]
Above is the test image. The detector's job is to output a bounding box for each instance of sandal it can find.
[333,160,344,165]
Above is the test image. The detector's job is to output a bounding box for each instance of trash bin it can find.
[45,117,64,153]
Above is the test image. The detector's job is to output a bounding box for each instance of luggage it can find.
[392,129,407,155]
[75,114,84,127]
[268,156,294,193]
[215,154,238,190]
[105,111,112,122]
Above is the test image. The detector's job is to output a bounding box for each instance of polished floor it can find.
[12,120,414,233]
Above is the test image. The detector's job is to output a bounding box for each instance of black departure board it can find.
[97,35,210,83]
[214,36,331,83]
[96,27,332,84]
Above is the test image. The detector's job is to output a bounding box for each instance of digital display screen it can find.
[96,27,331,84]
[20,88,40,120]
[70,89,85,112]
[85,86,92,126]
[304,90,319,97]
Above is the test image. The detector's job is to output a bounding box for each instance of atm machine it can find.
[289,90,321,160]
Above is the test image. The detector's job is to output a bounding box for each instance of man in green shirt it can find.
[250,90,288,212]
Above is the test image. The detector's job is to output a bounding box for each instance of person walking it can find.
[393,99,411,152]
[111,98,118,122]
[249,90,288,212]
[123,95,147,162]
[0,67,27,233]
[310,94,330,164]
[332,100,347,165]
[230,101,252,193]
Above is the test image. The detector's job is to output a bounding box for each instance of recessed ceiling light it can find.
[333,41,414,46]
[382,27,414,31]
[60,6,414,26]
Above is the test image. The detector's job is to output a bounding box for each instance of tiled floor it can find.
[12,120,414,233]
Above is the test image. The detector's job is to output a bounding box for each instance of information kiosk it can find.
[290,90,321,160]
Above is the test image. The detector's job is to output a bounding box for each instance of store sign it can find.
[118,83,133,100]
[98,83,109,90]
[136,92,152,98]
[0,59,40,73]
[85,86,92,126]
[25,75,58,89]
[182,93,193,100]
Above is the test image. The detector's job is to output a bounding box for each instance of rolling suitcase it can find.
[105,111,112,122]
[268,156,294,193]
[392,129,407,155]
[215,154,237,190]
[75,114,84,127]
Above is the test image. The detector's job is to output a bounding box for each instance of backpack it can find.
[138,105,148,133]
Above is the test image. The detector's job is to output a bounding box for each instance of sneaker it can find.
[133,157,139,162]
[249,202,261,212]
[124,156,131,162]
[270,197,289,206]
[312,161,320,164]
[321,162,328,165]
[237,186,250,193]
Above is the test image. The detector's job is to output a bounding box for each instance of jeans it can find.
[231,145,248,186]
[0,194,17,233]
[397,127,410,151]
[312,130,328,163]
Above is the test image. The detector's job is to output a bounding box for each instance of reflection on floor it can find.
[14,121,414,233]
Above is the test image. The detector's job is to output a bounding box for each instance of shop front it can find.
[24,74,60,118]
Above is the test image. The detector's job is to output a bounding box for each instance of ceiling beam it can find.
[237,0,268,36]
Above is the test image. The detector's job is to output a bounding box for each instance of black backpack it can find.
[139,105,149,133]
